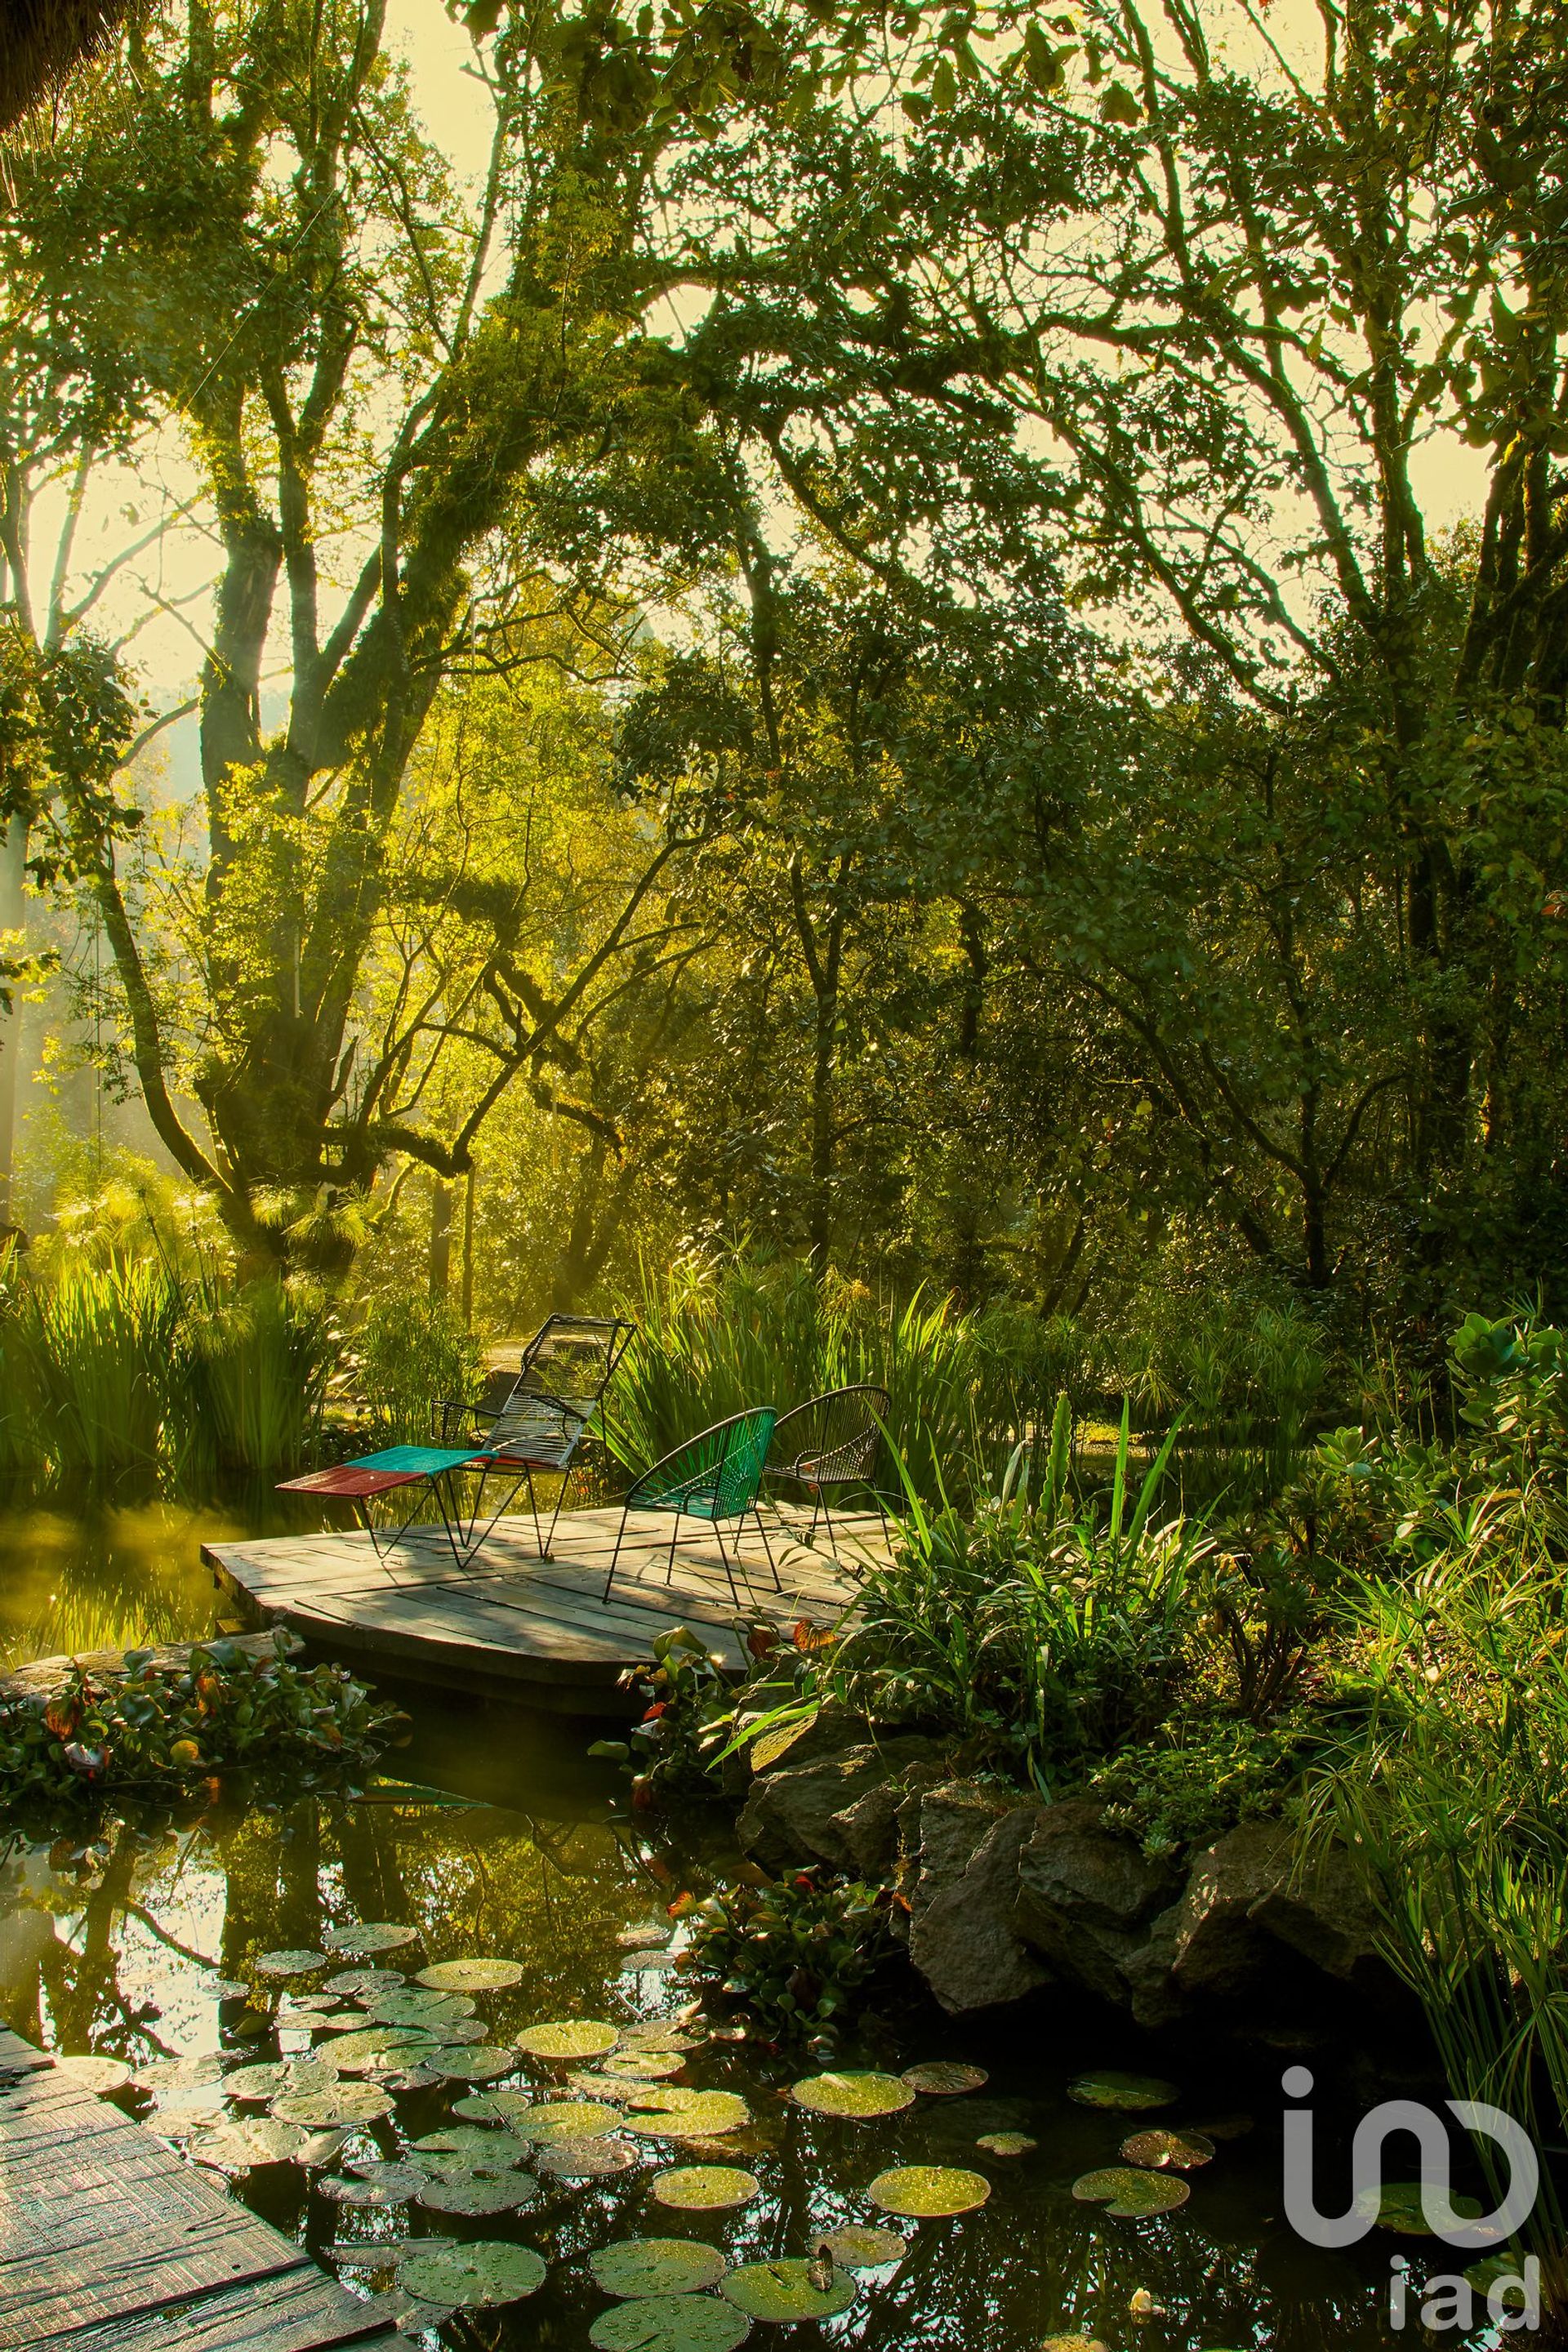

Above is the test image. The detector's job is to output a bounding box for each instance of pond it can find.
[0,1511,1494,2349]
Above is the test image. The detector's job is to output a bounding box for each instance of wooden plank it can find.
[0,2033,400,2352]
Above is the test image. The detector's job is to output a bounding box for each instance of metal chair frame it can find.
[605,1407,782,1609]
[763,1382,892,1554]
[434,1313,636,1559]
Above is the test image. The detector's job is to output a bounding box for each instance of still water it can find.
[0,1513,1487,2348]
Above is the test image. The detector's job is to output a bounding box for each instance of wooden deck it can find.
[0,2028,397,2352]
[203,1504,882,1706]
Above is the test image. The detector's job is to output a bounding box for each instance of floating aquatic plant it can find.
[653,2165,760,2211]
[397,2240,546,2307]
[789,2071,914,2120]
[1071,2167,1190,2217]
[589,2296,752,2351]
[721,2261,856,2322]
[867,2165,991,2218]
[901,2062,987,2096]
[590,2239,728,2298]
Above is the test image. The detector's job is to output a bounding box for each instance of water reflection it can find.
[0,1690,1473,2352]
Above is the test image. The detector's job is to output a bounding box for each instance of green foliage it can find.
[1089,1716,1320,1860]
[349,1297,483,1447]
[0,1632,403,1813]
[674,1866,897,2041]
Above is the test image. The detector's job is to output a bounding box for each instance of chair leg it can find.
[818,1486,836,1558]
[542,1462,572,1559]
[752,1505,782,1591]
[807,1486,822,1547]
[523,1464,543,1556]
[604,1503,631,1604]
[665,1510,683,1586]
[710,1515,741,1610]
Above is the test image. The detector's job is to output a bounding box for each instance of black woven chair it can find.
[763,1383,891,1552]
[433,1312,635,1558]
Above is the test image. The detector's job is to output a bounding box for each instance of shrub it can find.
[673,1868,898,2042]
[1089,1714,1321,1858]
[347,1295,483,1443]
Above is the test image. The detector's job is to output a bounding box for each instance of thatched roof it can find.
[1,0,135,132]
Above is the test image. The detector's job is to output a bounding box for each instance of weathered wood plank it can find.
[204,1502,879,1698]
[0,2032,400,2352]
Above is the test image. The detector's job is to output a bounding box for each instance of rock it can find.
[1009,1802,1179,2010]
[736,1736,946,1874]
[1164,1820,1384,2008]
[906,1784,1049,2015]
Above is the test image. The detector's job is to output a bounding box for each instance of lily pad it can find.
[1120,2127,1215,2172]
[617,1925,674,1953]
[535,2134,638,2177]
[516,2018,621,2060]
[454,2090,537,2127]
[323,1921,418,1955]
[901,2062,988,2097]
[1067,2071,1178,2114]
[227,2059,336,2102]
[1071,2166,1191,2217]
[524,2099,625,2140]
[327,2027,435,2073]
[415,1957,523,1992]
[270,2083,394,2127]
[416,2170,540,2215]
[653,2166,760,2212]
[625,2091,750,2140]
[368,1989,477,2029]
[789,2071,914,2120]
[590,2297,751,2352]
[1041,2339,1110,2352]
[620,2028,702,2053]
[1377,2181,1482,2236]
[424,2043,517,2082]
[322,2161,428,2206]
[590,2239,728,2299]
[189,2116,309,2169]
[599,2051,688,2082]
[324,1967,405,1999]
[412,2127,533,2167]
[867,2165,991,2219]
[132,2052,229,2091]
[814,2226,907,2270]
[721,2261,856,2323]
[975,2132,1036,2158]
[397,2240,546,2309]
[254,1948,330,1978]
[51,2055,131,2096]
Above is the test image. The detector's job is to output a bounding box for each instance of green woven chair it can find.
[604,1407,781,1608]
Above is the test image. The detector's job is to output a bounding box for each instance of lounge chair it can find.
[604,1405,780,1609]
[763,1382,891,1551]
[279,1312,634,1564]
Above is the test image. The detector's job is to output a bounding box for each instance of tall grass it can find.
[607,1250,1066,1499]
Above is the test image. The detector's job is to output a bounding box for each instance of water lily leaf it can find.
[814,2226,907,2270]
[210,1980,250,2000]
[721,2261,855,2322]
[413,2127,533,2167]
[416,1958,523,1992]
[132,2052,229,2092]
[368,1989,477,2028]
[270,2083,394,2127]
[1377,2182,1482,2235]
[51,2055,131,2095]
[1041,2338,1110,2351]
[516,2019,621,2060]
[535,2134,638,2177]
[616,1926,673,1953]
[324,1967,405,1999]
[789,2071,914,2120]
[975,2132,1036,2158]
[232,2060,329,2106]
[523,2099,625,2141]
[190,2116,309,2169]
[867,2165,991,2218]
[901,2061,988,2097]
[323,1921,418,1955]
[308,2011,377,2034]
[415,2169,540,2215]
[453,2090,537,2126]
[618,2028,702,2053]
[1120,2127,1215,2172]
[652,2166,760,2212]
[589,2296,751,2352]
[323,2161,429,2205]
[1071,2167,1190,2217]
[599,2051,688,2082]
[254,1949,330,1978]
[590,2239,728,2298]
[325,2028,436,2073]
[625,2092,750,2140]
[1067,2072,1178,2114]
[424,2044,517,2082]
[397,2240,546,2308]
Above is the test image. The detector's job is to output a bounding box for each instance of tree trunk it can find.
[0,809,28,1232]
[427,1178,452,1303]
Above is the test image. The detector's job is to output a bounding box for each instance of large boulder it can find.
[905,1784,1049,2014]
[735,1734,947,1875]
[1169,1819,1384,2000]
[1010,1800,1180,2009]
